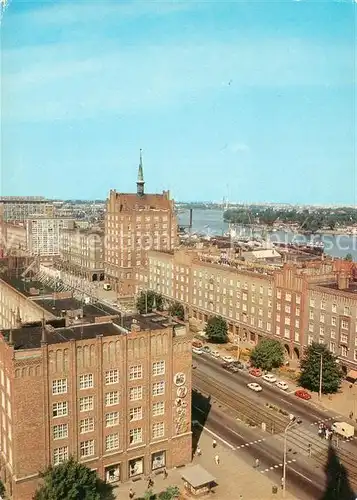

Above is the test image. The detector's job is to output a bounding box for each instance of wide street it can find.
[192,351,357,499]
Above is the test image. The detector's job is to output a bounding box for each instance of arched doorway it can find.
[284,344,291,358]
[92,273,98,282]
[293,347,300,360]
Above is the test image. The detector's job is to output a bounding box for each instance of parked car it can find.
[222,362,239,373]
[210,350,220,358]
[249,368,262,377]
[262,373,277,383]
[222,355,235,363]
[276,380,289,391]
[231,361,244,370]
[192,340,203,348]
[247,382,263,392]
[202,346,211,353]
[295,389,311,400]
[192,347,203,355]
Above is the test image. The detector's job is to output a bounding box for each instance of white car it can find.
[247,382,263,392]
[222,355,235,363]
[192,347,203,355]
[276,380,289,391]
[262,373,277,383]
[210,350,220,358]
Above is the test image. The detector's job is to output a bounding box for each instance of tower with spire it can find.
[137,149,145,196]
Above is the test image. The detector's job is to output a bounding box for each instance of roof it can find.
[181,465,216,488]
[33,297,119,321]
[243,249,282,260]
[110,190,172,211]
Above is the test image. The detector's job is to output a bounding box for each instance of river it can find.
[178,208,357,261]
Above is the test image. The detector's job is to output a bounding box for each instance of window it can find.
[152,382,165,396]
[310,298,315,307]
[308,335,313,345]
[105,411,119,427]
[105,433,119,451]
[129,365,143,381]
[309,324,314,333]
[53,446,68,465]
[242,292,248,301]
[330,342,336,353]
[129,428,143,445]
[319,327,325,336]
[152,401,165,416]
[52,379,67,395]
[284,328,290,339]
[341,319,349,330]
[276,326,280,336]
[152,422,165,439]
[331,330,336,339]
[285,305,291,314]
[258,308,263,316]
[276,314,280,322]
[105,369,119,385]
[321,301,326,310]
[80,417,94,434]
[53,401,68,418]
[152,361,165,376]
[320,314,325,324]
[277,302,281,311]
[354,350,357,362]
[130,407,143,421]
[80,439,95,458]
[341,333,348,344]
[344,306,350,316]
[267,322,271,332]
[341,346,348,357]
[309,310,314,320]
[332,303,337,313]
[53,423,68,440]
[332,317,337,326]
[105,391,119,406]
[294,332,299,342]
[260,286,263,294]
[285,293,291,302]
[277,290,281,299]
[285,317,290,326]
[268,287,272,297]
[79,396,94,412]
[129,386,143,401]
[296,295,301,305]
[258,319,263,328]
[79,374,93,390]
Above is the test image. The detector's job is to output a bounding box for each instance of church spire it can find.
[137,149,145,196]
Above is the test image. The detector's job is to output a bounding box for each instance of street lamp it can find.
[283,416,297,498]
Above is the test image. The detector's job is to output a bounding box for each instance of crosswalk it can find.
[260,458,296,474]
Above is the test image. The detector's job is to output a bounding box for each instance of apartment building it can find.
[0,315,192,500]
[60,227,104,281]
[26,218,75,258]
[1,223,27,256]
[138,249,357,373]
[0,197,54,222]
[104,152,177,296]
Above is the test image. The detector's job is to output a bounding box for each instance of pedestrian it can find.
[281,477,284,490]
[350,411,354,420]
[212,439,217,448]
[196,446,202,456]
[255,458,260,468]
[163,467,168,479]
[214,454,220,465]
[129,488,135,499]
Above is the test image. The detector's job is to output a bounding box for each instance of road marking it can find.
[192,421,236,450]
[274,465,279,468]
[290,468,315,484]
[270,466,274,470]
[265,468,269,472]
[279,463,283,467]
[192,405,206,416]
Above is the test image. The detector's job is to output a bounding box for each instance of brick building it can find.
[138,249,357,373]
[0,314,192,499]
[59,226,104,282]
[104,152,177,296]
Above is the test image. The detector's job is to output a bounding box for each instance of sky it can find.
[1,0,356,204]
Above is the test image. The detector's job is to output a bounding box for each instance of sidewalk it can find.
[113,431,298,500]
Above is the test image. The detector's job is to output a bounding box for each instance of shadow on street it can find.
[320,443,356,500]
[191,389,211,457]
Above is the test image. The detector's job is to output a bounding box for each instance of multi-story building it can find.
[1,223,27,256]
[138,249,357,374]
[60,227,104,281]
[0,314,192,500]
[104,152,177,296]
[26,218,75,258]
[0,197,54,222]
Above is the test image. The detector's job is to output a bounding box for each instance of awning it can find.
[347,370,357,381]
[181,465,216,488]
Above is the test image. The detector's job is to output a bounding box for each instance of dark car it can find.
[222,362,239,373]
[202,346,211,353]
[231,361,244,370]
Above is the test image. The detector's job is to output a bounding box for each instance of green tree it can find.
[344,253,353,262]
[159,486,180,499]
[168,301,185,321]
[250,339,284,371]
[204,316,228,344]
[33,457,114,500]
[0,479,6,498]
[142,490,155,500]
[136,291,164,314]
[299,342,343,394]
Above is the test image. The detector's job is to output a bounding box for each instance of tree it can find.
[250,339,284,372]
[344,253,353,262]
[33,457,115,500]
[299,342,343,394]
[0,479,6,498]
[204,316,228,344]
[136,291,164,314]
[168,301,185,321]
[159,486,180,499]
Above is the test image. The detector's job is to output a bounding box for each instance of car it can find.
[276,380,289,391]
[263,374,277,383]
[249,368,262,377]
[222,362,239,373]
[231,361,244,370]
[222,355,235,363]
[192,347,203,355]
[202,346,211,353]
[192,340,203,348]
[247,382,263,392]
[295,389,311,400]
[210,350,220,358]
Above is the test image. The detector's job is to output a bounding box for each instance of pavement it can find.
[113,431,298,500]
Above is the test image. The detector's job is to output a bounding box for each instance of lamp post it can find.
[283,416,297,498]
[319,353,323,401]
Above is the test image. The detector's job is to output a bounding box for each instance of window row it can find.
[53,401,165,421]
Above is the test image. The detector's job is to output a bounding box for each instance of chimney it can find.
[338,271,350,290]
[41,315,47,345]
[15,307,22,328]
[131,318,141,334]
[8,328,14,347]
